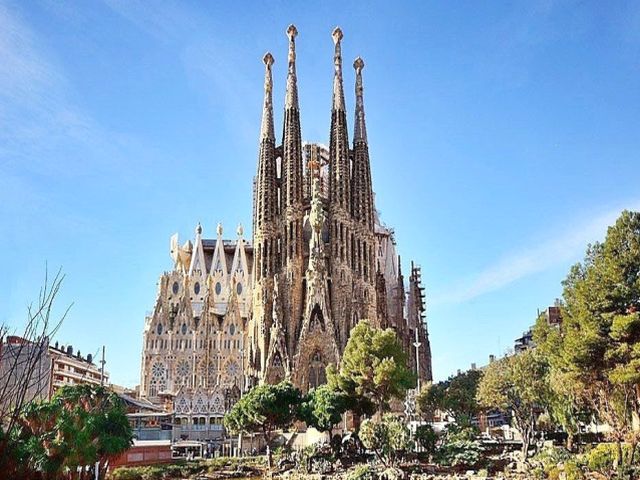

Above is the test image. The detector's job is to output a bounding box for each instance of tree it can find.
[327,320,415,415]
[6,384,132,480]
[417,369,482,426]
[0,268,70,477]
[53,384,133,479]
[300,384,349,436]
[224,381,301,467]
[533,312,591,451]
[414,424,437,457]
[477,350,551,460]
[359,414,411,467]
[549,210,640,471]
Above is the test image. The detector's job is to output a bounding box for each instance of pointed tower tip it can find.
[263,52,274,67]
[354,56,365,72]
[287,24,298,40]
[196,222,203,235]
[332,26,343,44]
[216,222,223,237]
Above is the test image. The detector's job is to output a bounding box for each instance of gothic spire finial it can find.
[331,27,345,111]
[260,52,275,141]
[353,56,367,143]
[285,24,299,109]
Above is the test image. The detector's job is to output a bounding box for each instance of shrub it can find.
[531,446,573,475]
[414,424,437,455]
[346,463,377,480]
[434,425,483,468]
[360,415,410,466]
[585,442,635,475]
[563,460,585,480]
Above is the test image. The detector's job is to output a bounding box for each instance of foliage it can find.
[585,442,637,476]
[417,369,482,426]
[359,415,410,467]
[346,463,377,480]
[224,381,301,440]
[533,312,592,450]
[3,383,133,480]
[414,424,437,455]
[327,321,415,415]
[477,349,551,460]
[299,384,349,434]
[224,381,301,468]
[0,268,69,477]
[537,210,640,472]
[434,425,483,469]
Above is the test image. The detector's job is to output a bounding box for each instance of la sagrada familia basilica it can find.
[140,25,432,434]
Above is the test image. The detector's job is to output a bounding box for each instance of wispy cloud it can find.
[432,201,640,305]
[0,4,144,179]
[102,0,260,144]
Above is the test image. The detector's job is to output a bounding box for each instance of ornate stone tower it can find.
[327,27,355,350]
[244,25,432,392]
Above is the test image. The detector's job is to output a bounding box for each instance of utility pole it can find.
[100,345,106,387]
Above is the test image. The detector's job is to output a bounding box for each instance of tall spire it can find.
[254,52,278,279]
[332,27,346,112]
[285,24,299,109]
[351,56,374,229]
[353,56,367,143]
[281,24,303,212]
[328,26,350,212]
[260,52,275,141]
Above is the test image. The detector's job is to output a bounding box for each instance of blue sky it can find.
[2,0,639,387]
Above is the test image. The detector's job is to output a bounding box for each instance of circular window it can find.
[181,323,187,335]
[172,281,179,294]
[236,283,243,295]
[215,282,222,295]
[194,282,200,295]
[157,323,163,335]
[151,362,165,378]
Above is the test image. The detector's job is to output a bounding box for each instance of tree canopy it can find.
[2,383,132,480]
[477,349,550,459]
[417,369,482,426]
[299,384,349,435]
[535,210,640,466]
[224,381,301,441]
[327,320,415,415]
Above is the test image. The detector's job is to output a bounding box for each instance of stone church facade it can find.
[139,25,432,432]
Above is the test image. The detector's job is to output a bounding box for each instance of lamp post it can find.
[413,326,422,392]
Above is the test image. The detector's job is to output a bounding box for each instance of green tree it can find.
[327,320,415,415]
[9,384,132,480]
[300,384,349,436]
[533,312,591,451]
[414,424,437,457]
[477,350,551,460]
[224,381,301,467]
[359,414,411,467]
[551,210,640,471]
[417,369,482,426]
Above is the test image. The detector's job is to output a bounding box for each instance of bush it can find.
[563,460,585,480]
[585,442,635,475]
[414,424,437,455]
[434,425,483,469]
[360,415,410,466]
[531,446,573,475]
[346,463,377,480]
